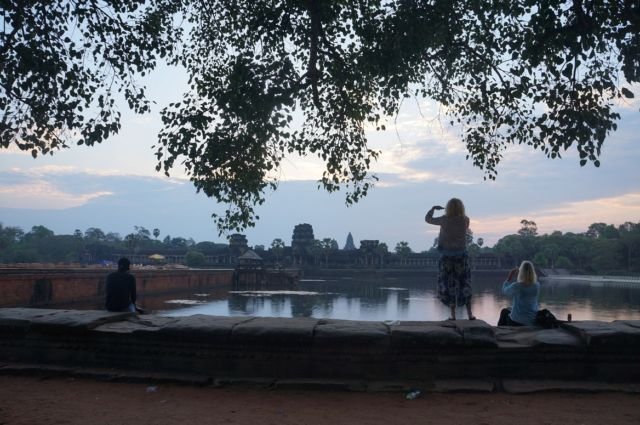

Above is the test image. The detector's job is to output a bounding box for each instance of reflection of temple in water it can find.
[291,295,317,317]
[157,273,640,322]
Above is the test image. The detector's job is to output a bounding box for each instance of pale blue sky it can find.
[1,65,639,251]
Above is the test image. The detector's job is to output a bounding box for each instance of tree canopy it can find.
[1,0,182,154]
[2,1,638,232]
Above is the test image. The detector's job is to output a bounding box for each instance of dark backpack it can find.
[535,309,561,329]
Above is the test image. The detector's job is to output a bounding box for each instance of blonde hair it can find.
[517,260,537,285]
[445,198,465,217]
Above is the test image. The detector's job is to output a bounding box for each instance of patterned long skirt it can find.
[437,254,472,307]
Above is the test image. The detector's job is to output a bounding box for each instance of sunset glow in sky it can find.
[1,66,639,251]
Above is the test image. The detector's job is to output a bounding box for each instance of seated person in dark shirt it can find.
[105,257,140,313]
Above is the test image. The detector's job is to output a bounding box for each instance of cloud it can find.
[0,168,638,253]
[533,192,640,233]
[364,86,640,184]
[275,137,447,185]
[0,144,31,155]
[0,180,113,209]
[473,192,640,244]
[8,165,78,175]
[366,132,482,185]
[274,155,327,182]
[4,164,188,183]
[0,166,190,210]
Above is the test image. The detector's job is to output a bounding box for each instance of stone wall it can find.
[0,269,234,308]
[1,308,639,392]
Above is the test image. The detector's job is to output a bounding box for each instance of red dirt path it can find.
[0,376,639,425]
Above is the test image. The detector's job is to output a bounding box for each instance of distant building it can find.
[237,249,264,268]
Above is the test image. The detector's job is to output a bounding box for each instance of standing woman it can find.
[425,198,475,320]
[498,261,540,326]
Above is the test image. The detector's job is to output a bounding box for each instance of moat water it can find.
[154,275,640,323]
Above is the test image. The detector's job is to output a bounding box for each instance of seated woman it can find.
[498,260,540,326]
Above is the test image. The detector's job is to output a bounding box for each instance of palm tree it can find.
[395,241,412,266]
[270,238,285,263]
[320,238,336,267]
[375,243,388,268]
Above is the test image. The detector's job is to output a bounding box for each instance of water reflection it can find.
[160,275,640,323]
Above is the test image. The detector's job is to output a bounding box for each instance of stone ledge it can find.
[313,319,390,349]
[155,315,252,344]
[389,321,464,349]
[502,379,640,394]
[0,308,133,332]
[560,321,640,348]
[495,327,584,349]
[2,308,640,385]
[273,379,368,392]
[3,363,638,394]
[0,362,212,386]
[432,379,496,393]
[231,317,319,347]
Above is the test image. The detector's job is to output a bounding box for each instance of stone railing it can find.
[1,308,639,393]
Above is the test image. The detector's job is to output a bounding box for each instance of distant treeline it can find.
[0,220,639,274]
[491,220,640,275]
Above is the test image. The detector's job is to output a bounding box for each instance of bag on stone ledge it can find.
[535,308,561,329]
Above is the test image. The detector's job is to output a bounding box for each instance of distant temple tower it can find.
[291,223,315,264]
[228,233,248,257]
[343,232,356,251]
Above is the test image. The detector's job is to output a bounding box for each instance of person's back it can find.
[425,199,470,253]
[502,280,540,325]
[501,260,540,326]
[105,258,137,312]
[436,215,469,252]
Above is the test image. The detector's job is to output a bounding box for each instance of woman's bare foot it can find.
[466,305,475,320]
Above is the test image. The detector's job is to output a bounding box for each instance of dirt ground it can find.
[0,375,639,425]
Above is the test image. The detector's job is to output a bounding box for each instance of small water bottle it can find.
[406,389,421,400]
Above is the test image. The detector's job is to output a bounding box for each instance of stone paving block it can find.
[213,377,275,388]
[454,320,497,347]
[156,314,254,344]
[366,380,422,392]
[231,317,318,347]
[274,379,367,391]
[389,321,464,349]
[560,321,640,348]
[0,362,212,385]
[433,379,495,393]
[502,379,640,394]
[495,327,584,349]
[0,308,132,332]
[0,317,31,334]
[313,319,390,349]
[615,320,640,329]
[93,315,178,334]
